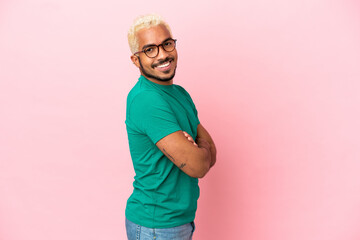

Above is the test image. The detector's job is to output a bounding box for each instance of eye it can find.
[144,47,154,53]
[164,41,173,46]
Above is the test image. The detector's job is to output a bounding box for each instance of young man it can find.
[125,14,217,240]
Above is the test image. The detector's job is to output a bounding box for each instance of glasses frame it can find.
[134,39,177,58]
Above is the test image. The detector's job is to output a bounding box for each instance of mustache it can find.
[152,57,174,68]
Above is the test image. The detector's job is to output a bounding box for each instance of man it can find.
[125,14,216,240]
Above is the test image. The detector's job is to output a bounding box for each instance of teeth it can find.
[157,61,170,68]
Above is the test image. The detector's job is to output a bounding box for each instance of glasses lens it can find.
[144,46,158,58]
[163,40,176,52]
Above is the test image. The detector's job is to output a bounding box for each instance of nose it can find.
[156,45,169,59]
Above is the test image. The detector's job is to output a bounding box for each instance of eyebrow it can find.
[141,37,173,50]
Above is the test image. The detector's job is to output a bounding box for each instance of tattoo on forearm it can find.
[163,148,186,169]
[163,148,176,162]
[179,163,186,169]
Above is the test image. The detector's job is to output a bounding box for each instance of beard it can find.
[138,57,176,82]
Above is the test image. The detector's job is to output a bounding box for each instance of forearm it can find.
[158,134,209,179]
[178,145,210,178]
[209,142,216,168]
[195,124,216,169]
[198,146,212,175]
[191,137,212,178]
[180,131,211,178]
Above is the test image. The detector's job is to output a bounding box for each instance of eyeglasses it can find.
[134,39,177,58]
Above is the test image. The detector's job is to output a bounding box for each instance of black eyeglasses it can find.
[134,38,177,58]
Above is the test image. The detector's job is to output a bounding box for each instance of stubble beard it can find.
[138,57,176,82]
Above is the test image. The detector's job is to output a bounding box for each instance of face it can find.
[131,24,178,85]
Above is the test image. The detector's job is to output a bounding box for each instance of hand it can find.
[182,131,198,147]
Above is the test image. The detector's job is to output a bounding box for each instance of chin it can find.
[156,74,175,82]
[142,68,176,82]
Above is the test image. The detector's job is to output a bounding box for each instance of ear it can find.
[131,55,140,68]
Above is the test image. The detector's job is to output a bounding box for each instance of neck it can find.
[148,78,173,86]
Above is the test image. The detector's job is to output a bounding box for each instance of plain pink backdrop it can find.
[1,0,360,239]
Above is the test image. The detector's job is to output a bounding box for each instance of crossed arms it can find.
[156,123,217,178]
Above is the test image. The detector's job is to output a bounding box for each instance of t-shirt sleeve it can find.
[129,91,182,144]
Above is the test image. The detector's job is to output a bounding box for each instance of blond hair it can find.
[128,14,173,54]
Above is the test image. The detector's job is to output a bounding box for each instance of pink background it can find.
[1,0,360,239]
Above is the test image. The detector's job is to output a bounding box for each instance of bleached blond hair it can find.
[128,14,173,54]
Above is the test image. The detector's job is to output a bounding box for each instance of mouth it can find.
[154,59,173,72]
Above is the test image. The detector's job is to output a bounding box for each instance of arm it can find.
[196,123,217,168]
[156,130,212,178]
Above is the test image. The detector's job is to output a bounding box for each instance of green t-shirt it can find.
[125,75,200,228]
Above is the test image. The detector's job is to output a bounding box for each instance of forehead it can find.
[136,24,171,48]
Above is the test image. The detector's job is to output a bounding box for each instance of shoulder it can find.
[133,90,164,101]
[174,84,197,105]
[174,84,192,98]
[128,90,167,109]
[174,84,187,93]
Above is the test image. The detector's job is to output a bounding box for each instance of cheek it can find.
[173,52,178,62]
[141,58,154,69]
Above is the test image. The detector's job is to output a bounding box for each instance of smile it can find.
[155,60,172,72]
[158,62,170,68]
